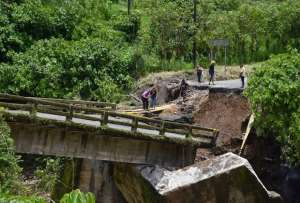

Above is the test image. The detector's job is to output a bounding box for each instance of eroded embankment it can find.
[193,92,251,148]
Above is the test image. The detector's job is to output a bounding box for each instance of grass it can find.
[213,63,257,80]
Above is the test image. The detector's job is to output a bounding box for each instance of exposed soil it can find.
[193,92,251,148]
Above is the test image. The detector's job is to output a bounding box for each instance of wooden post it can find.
[30,103,37,116]
[159,122,165,136]
[101,111,109,126]
[131,117,138,133]
[186,126,193,138]
[66,105,74,121]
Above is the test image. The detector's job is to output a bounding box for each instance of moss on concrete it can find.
[113,163,164,203]
[51,158,82,202]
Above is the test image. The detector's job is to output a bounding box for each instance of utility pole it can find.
[128,0,132,15]
[192,0,197,69]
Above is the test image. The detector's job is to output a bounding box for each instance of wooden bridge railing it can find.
[0,94,117,110]
[0,94,218,147]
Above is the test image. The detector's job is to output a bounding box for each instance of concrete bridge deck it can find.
[0,94,218,167]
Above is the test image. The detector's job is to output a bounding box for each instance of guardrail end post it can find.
[159,121,165,136]
[212,130,219,146]
[186,126,193,138]
[131,117,138,133]
[30,103,37,116]
[66,104,74,121]
[101,111,108,126]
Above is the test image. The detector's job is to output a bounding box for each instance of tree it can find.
[245,50,300,166]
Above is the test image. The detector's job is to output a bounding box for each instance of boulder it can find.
[114,153,284,203]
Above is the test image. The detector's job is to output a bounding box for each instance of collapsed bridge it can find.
[0,93,218,167]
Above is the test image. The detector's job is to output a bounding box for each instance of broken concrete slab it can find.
[114,153,284,203]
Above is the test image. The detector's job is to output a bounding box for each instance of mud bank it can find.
[193,92,250,148]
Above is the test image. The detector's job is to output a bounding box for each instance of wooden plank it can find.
[0,102,32,110]
[239,114,255,155]
[137,124,160,131]
[108,119,134,127]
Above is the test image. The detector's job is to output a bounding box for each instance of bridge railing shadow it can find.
[0,93,218,147]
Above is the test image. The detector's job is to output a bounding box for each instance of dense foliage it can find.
[138,0,300,64]
[34,158,62,194]
[0,113,23,194]
[0,38,134,100]
[0,194,45,203]
[245,50,300,166]
[0,189,94,203]
[0,0,140,102]
[1,0,300,101]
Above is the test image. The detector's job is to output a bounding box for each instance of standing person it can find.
[150,86,157,109]
[179,79,189,102]
[240,64,246,88]
[196,64,204,83]
[209,60,216,85]
[141,88,151,110]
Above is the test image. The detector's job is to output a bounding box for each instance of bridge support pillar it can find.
[77,159,126,203]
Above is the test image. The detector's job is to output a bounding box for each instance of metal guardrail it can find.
[0,94,218,146]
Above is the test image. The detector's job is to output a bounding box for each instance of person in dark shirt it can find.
[239,64,246,88]
[209,60,216,85]
[179,79,189,102]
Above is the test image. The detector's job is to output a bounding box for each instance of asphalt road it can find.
[187,78,247,90]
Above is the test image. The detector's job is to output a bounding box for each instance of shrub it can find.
[113,12,141,42]
[34,158,62,194]
[0,113,23,194]
[60,189,95,203]
[0,194,45,203]
[0,38,136,102]
[245,50,300,166]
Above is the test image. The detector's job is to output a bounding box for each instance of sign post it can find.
[209,39,229,77]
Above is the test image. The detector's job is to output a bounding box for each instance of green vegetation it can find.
[1,0,300,101]
[0,112,63,200]
[0,0,139,102]
[0,0,299,199]
[0,114,23,194]
[0,190,94,203]
[0,194,45,203]
[34,158,62,194]
[60,189,95,203]
[245,50,300,166]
